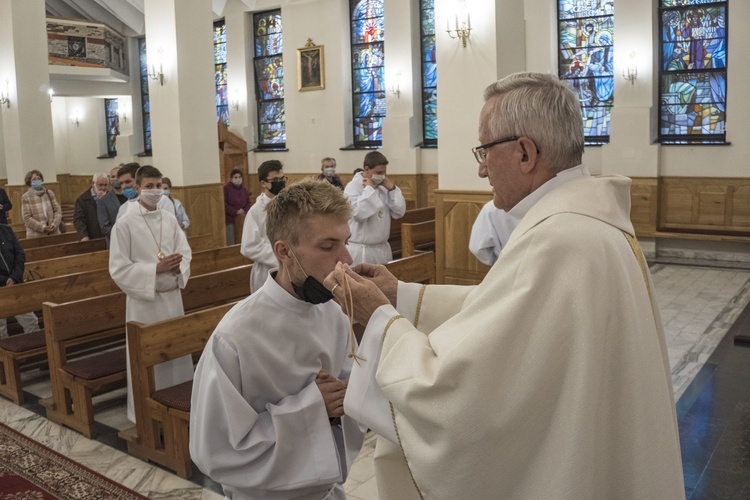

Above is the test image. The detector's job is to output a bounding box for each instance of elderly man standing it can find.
[328,73,684,499]
[73,173,109,241]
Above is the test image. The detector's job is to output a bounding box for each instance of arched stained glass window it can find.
[420,0,437,146]
[659,0,727,144]
[104,98,119,157]
[558,0,614,144]
[253,9,286,148]
[138,37,152,155]
[350,0,385,147]
[214,19,229,126]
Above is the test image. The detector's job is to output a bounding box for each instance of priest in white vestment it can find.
[109,166,193,423]
[191,180,365,499]
[326,73,685,499]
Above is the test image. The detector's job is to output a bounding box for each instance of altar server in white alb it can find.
[344,151,406,266]
[109,165,193,423]
[191,179,365,499]
[241,160,286,293]
[326,73,685,499]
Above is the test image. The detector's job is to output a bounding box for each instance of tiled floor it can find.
[2,261,750,499]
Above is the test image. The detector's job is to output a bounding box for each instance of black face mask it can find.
[288,248,333,304]
[268,180,286,196]
[292,276,334,304]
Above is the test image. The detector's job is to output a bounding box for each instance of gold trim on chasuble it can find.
[380,284,429,499]
[622,232,656,306]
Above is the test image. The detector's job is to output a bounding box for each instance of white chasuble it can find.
[190,272,365,499]
[109,202,193,423]
[345,175,685,499]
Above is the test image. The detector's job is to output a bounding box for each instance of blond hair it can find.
[266,178,352,245]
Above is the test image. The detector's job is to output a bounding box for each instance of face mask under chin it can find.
[286,248,333,304]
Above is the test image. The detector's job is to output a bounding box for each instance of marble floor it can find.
[2,261,750,499]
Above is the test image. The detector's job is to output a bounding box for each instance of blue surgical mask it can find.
[163,188,171,197]
[31,180,44,190]
[122,186,137,200]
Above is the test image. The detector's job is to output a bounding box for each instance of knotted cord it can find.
[340,271,367,366]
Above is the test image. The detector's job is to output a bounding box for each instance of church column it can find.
[434,0,526,284]
[143,0,224,247]
[0,0,56,225]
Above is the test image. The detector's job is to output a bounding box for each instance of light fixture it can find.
[148,48,165,86]
[446,1,472,48]
[0,81,10,109]
[70,112,80,127]
[623,52,638,85]
[48,88,54,102]
[231,88,240,110]
[120,111,127,123]
[389,72,401,99]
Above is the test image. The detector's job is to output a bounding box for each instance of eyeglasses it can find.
[471,136,519,163]
[264,176,288,183]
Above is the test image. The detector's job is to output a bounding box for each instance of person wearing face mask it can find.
[116,165,176,223]
[223,168,251,245]
[98,164,132,248]
[317,156,344,190]
[109,165,193,424]
[241,160,287,293]
[21,169,63,239]
[190,179,365,499]
[343,151,406,265]
[161,177,190,232]
[73,173,109,242]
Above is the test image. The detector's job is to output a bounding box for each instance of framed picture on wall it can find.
[297,39,325,91]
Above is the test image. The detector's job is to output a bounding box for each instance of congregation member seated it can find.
[73,173,109,241]
[191,179,365,499]
[0,223,40,338]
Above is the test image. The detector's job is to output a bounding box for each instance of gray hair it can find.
[92,173,109,182]
[483,72,584,173]
[321,157,336,166]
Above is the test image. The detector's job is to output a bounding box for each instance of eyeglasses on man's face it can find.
[471,136,519,164]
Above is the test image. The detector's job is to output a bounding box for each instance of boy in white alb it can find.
[109,165,193,423]
[191,179,365,499]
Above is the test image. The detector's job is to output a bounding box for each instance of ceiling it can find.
[44,0,237,37]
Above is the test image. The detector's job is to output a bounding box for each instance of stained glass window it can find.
[659,0,727,144]
[214,19,229,126]
[420,0,437,146]
[558,0,614,144]
[253,10,285,148]
[138,37,152,154]
[104,98,119,157]
[350,0,385,147]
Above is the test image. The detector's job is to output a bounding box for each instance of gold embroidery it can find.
[414,284,427,329]
[390,402,426,500]
[381,315,403,343]
[622,232,655,306]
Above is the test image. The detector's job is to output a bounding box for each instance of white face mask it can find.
[323,168,336,177]
[371,174,385,185]
[139,188,164,207]
[232,178,242,186]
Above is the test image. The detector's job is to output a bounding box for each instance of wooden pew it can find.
[119,252,436,477]
[11,222,74,239]
[401,221,436,258]
[18,232,82,248]
[25,244,246,281]
[23,239,107,262]
[40,264,252,439]
[389,207,435,259]
[0,245,245,404]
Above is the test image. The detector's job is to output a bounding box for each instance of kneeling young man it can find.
[190,179,365,499]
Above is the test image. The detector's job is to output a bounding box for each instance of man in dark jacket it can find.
[74,173,109,241]
[0,187,11,225]
[0,224,40,338]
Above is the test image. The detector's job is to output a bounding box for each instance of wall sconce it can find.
[120,111,127,123]
[0,81,10,109]
[48,88,54,102]
[70,112,80,127]
[231,88,240,110]
[389,72,401,99]
[446,1,472,48]
[148,48,165,86]
[623,52,638,85]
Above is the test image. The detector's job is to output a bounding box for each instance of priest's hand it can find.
[352,263,397,306]
[156,253,182,274]
[325,262,390,325]
[315,370,347,418]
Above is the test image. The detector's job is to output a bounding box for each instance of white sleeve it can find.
[109,219,157,301]
[240,207,276,267]
[385,186,406,219]
[345,183,381,221]
[469,202,502,266]
[190,336,343,491]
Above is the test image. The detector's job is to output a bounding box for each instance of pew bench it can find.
[23,239,107,262]
[389,207,435,259]
[401,220,436,258]
[18,231,82,249]
[40,264,252,438]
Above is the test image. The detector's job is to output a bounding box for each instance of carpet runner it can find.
[0,421,146,499]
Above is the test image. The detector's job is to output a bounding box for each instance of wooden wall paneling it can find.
[696,184,727,226]
[731,186,750,228]
[417,174,439,208]
[629,177,659,235]
[660,177,750,234]
[65,175,96,205]
[174,183,225,249]
[435,190,492,285]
